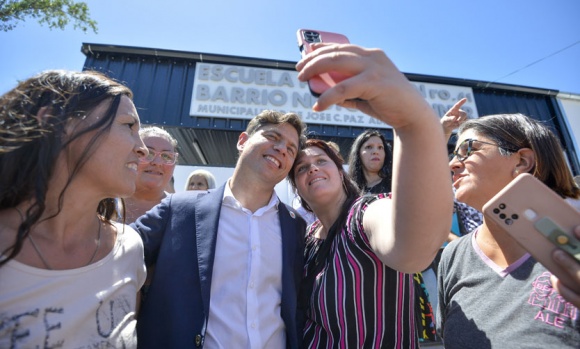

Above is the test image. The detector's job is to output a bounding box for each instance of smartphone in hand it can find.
[296,29,350,97]
[482,173,580,293]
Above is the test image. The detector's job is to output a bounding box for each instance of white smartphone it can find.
[296,29,350,97]
[483,173,580,293]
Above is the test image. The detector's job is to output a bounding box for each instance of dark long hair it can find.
[347,129,393,191]
[289,139,362,315]
[0,70,133,266]
[459,113,580,199]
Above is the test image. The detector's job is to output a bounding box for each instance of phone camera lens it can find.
[493,208,500,214]
[511,214,518,220]
[499,203,506,209]
[499,213,506,219]
[304,31,321,43]
[505,218,513,225]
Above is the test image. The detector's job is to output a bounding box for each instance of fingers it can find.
[296,44,367,111]
[552,249,580,278]
[454,112,467,123]
[551,249,580,305]
[296,43,370,73]
[312,73,374,112]
[452,98,468,112]
[296,44,399,105]
[549,225,580,307]
[295,43,438,129]
[551,274,580,308]
[445,98,468,119]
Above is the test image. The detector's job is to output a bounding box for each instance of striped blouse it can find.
[302,194,418,349]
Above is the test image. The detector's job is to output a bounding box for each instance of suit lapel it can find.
[195,185,225,316]
[278,204,298,323]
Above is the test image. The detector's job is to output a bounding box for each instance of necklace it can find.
[14,207,102,270]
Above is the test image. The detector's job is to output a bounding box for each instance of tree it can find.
[0,0,97,33]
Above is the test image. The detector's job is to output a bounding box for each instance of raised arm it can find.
[296,43,453,273]
[440,97,468,141]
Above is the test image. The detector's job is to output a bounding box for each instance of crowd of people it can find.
[1,40,579,349]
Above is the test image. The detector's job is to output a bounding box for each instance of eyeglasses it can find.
[450,138,518,162]
[140,150,178,165]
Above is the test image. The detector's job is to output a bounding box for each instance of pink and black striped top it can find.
[302,194,418,349]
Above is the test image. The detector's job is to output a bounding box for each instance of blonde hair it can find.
[185,169,217,190]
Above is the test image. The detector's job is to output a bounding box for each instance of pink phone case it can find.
[296,29,350,97]
[482,173,580,293]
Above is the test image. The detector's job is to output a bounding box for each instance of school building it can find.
[81,43,580,201]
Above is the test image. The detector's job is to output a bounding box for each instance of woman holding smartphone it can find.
[293,43,453,348]
[552,226,580,308]
[438,113,580,348]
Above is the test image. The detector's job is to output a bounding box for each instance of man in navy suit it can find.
[132,110,307,348]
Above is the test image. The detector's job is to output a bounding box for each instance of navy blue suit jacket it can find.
[132,185,306,348]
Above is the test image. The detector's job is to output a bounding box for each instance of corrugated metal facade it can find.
[81,43,579,174]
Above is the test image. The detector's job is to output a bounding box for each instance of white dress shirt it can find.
[204,181,285,349]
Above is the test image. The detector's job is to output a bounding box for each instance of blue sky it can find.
[1,0,579,96]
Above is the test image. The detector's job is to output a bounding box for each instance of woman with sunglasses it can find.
[123,126,178,223]
[438,113,580,348]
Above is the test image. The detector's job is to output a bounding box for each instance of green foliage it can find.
[0,0,98,33]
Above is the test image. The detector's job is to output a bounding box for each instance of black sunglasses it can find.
[450,138,518,162]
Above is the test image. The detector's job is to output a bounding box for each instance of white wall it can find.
[557,93,580,171]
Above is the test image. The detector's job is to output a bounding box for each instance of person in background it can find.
[122,126,179,305]
[347,129,392,194]
[438,113,580,348]
[185,168,216,191]
[0,70,147,348]
[133,110,307,348]
[291,42,453,348]
[123,126,178,223]
[347,128,436,341]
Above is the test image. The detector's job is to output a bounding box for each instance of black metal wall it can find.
[81,43,578,173]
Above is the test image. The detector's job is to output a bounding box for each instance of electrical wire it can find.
[485,40,580,88]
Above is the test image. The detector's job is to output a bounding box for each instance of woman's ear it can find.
[514,148,535,176]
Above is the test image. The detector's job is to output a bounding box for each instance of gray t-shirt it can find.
[437,230,580,348]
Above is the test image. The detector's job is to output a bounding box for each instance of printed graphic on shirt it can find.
[528,272,578,328]
[0,294,134,348]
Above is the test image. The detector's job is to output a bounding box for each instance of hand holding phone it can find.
[483,173,580,293]
[296,29,350,97]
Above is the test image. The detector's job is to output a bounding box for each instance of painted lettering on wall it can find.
[191,63,480,128]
